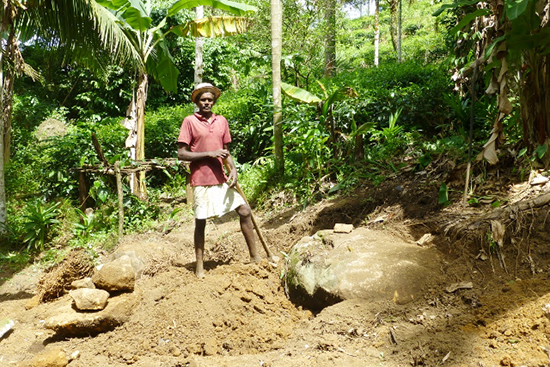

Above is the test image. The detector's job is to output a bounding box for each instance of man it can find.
[177,83,261,278]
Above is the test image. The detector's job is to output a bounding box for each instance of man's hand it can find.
[210,149,230,159]
[227,168,238,188]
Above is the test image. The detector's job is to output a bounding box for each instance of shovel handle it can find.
[223,160,274,259]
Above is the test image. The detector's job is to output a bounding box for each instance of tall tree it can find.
[98,0,257,198]
[324,0,336,77]
[194,6,204,85]
[374,0,380,66]
[397,0,402,62]
[271,0,283,174]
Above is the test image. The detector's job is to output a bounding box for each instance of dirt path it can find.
[2,181,550,367]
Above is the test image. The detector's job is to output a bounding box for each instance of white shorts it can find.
[193,183,246,219]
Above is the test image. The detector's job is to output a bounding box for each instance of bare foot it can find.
[195,269,205,279]
[250,256,262,264]
[195,261,205,278]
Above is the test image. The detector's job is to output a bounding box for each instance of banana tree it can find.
[97,0,257,199]
[434,0,550,165]
[281,81,358,158]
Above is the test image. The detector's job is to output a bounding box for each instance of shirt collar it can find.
[194,112,217,123]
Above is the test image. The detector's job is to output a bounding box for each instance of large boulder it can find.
[44,292,138,336]
[286,227,440,310]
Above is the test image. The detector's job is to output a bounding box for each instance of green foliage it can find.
[0,251,30,268]
[339,1,449,69]
[73,209,97,239]
[145,104,194,158]
[334,62,451,133]
[22,201,61,252]
[438,182,450,206]
[214,87,273,163]
[123,194,161,232]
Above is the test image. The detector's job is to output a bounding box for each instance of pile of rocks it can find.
[43,252,144,337]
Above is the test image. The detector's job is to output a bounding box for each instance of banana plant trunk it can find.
[194,6,204,85]
[520,51,550,154]
[134,72,148,200]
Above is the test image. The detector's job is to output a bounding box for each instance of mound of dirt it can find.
[59,260,309,366]
[1,166,550,367]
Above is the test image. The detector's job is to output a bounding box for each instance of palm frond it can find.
[17,0,142,72]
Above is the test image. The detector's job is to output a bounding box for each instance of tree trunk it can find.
[2,29,16,166]
[271,0,284,175]
[389,0,398,52]
[374,0,380,67]
[0,47,6,234]
[0,1,13,233]
[397,0,402,62]
[194,6,204,86]
[134,73,148,200]
[2,17,17,165]
[324,0,336,77]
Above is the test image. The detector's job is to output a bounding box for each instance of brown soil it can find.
[1,168,550,367]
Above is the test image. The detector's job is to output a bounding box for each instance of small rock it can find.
[0,318,14,339]
[17,347,68,367]
[416,233,433,246]
[446,281,473,293]
[203,337,219,356]
[69,351,80,362]
[500,355,514,366]
[70,288,110,311]
[530,175,549,186]
[333,223,353,233]
[71,277,95,290]
[25,295,41,310]
[169,345,181,356]
[318,334,338,350]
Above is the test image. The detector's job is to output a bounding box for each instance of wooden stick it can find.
[233,182,274,260]
[223,160,275,260]
[114,161,124,238]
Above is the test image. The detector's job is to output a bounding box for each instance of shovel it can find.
[223,160,279,263]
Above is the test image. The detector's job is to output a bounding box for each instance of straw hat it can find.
[191,83,221,103]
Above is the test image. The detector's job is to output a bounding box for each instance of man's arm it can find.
[177,142,230,161]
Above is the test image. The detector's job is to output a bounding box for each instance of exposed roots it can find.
[36,249,94,303]
[443,191,550,277]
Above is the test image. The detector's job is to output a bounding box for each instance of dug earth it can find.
[1,197,550,367]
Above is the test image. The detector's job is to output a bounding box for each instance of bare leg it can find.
[194,218,206,278]
[235,204,261,263]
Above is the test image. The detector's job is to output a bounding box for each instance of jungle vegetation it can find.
[0,0,548,268]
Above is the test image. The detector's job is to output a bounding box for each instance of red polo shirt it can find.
[178,112,232,186]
